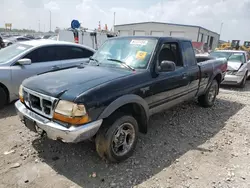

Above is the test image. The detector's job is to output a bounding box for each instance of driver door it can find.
[10,46,62,97]
[146,40,190,114]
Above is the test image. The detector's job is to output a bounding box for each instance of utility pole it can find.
[113,12,116,31]
[219,22,223,37]
[49,10,52,32]
[38,19,40,32]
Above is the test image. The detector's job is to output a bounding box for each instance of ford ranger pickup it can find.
[15,36,227,162]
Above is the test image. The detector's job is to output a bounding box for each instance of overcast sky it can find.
[1,0,250,41]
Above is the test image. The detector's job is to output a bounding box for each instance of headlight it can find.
[53,100,89,125]
[19,85,24,103]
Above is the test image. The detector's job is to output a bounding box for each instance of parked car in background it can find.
[0,39,95,108]
[42,35,54,39]
[210,50,250,88]
[3,36,31,47]
[16,36,227,162]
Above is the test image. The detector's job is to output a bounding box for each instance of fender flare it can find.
[205,70,222,93]
[98,94,150,133]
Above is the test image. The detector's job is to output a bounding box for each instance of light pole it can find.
[113,12,116,31]
[49,10,52,32]
[38,19,40,32]
[219,22,223,38]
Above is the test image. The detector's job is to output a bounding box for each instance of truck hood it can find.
[23,65,133,98]
[227,61,242,71]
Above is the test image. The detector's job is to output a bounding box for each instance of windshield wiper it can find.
[89,57,100,66]
[106,58,135,71]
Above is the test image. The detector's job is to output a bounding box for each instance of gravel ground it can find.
[1,83,250,188]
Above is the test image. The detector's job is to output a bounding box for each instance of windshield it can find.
[228,53,244,63]
[210,51,244,63]
[0,43,33,64]
[210,51,232,59]
[92,38,158,69]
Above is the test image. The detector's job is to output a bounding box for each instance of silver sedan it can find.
[210,50,250,88]
[0,40,95,108]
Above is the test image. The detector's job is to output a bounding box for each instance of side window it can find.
[24,46,60,63]
[62,46,94,60]
[24,50,38,63]
[182,41,197,66]
[158,42,183,67]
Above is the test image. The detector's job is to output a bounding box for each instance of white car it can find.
[0,39,95,108]
[3,36,31,47]
[210,50,250,88]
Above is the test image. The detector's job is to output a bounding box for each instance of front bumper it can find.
[15,100,103,143]
[221,74,244,85]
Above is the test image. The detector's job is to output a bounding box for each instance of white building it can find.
[114,22,220,50]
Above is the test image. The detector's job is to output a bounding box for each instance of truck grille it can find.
[23,87,58,118]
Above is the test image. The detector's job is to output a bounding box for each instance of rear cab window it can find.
[181,41,197,66]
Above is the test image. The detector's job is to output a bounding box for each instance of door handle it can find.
[51,66,60,70]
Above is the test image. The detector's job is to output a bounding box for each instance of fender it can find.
[98,94,150,133]
[205,69,222,93]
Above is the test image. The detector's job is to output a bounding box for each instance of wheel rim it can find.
[111,122,135,156]
[208,84,217,103]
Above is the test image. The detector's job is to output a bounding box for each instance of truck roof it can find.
[112,36,191,42]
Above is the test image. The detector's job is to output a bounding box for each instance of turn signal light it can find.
[53,112,89,125]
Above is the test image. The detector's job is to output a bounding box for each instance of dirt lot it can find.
[1,83,250,188]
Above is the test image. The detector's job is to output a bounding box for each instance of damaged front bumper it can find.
[221,73,245,85]
[15,100,103,143]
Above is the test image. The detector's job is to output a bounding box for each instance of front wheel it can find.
[198,80,218,108]
[95,113,138,163]
[0,87,7,109]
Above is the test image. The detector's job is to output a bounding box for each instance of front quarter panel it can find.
[237,63,248,76]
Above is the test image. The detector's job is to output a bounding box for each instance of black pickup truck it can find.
[16,36,227,162]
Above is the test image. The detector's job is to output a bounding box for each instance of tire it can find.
[198,80,218,108]
[95,113,139,163]
[0,87,8,109]
[239,74,247,88]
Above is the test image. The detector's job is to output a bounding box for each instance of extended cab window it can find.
[182,41,196,66]
[158,42,183,68]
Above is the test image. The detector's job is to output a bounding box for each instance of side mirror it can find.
[160,60,176,72]
[17,58,32,65]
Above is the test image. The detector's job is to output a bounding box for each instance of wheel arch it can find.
[0,82,10,102]
[205,71,222,95]
[98,94,149,134]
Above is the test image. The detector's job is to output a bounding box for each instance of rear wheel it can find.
[0,87,8,109]
[95,113,138,163]
[198,80,218,108]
